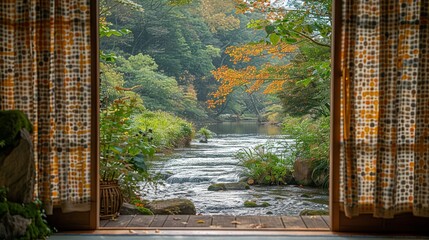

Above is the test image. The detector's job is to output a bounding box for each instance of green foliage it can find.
[115,54,208,120]
[250,0,331,48]
[99,22,132,62]
[282,116,330,187]
[0,188,52,240]
[197,127,214,139]
[278,44,331,117]
[134,111,194,151]
[261,103,284,123]
[236,144,293,185]
[244,0,331,119]
[100,0,268,119]
[130,198,154,215]
[100,97,161,200]
[136,207,153,215]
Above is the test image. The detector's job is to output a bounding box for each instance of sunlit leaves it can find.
[197,0,240,33]
[235,0,331,48]
[226,42,296,63]
[208,42,296,108]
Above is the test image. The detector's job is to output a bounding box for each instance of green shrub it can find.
[282,116,330,187]
[100,97,161,200]
[136,207,154,215]
[134,111,194,151]
[196,127,215,143]
[236,144,293,185]
[0,188,52,239]
[197,127,214,139]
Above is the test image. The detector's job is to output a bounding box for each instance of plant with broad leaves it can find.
[100,96,161,200]
[99,21,131,62]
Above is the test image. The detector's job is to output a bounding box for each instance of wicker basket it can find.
[100,180,123,220]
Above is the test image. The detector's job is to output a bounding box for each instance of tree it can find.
[195,0,240,33]
[115,54,207,120]
[208,0,332,118]
[208,42,296,107]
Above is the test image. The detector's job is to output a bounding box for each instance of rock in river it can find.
[147,198,196,215]
[293,158,314,186]
[207,182,250,191]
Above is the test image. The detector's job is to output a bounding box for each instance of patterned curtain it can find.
[0,0,92,214]
[340,0,429,218]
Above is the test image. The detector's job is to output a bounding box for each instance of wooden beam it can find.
[90,0,100,230]
[330,0,342,232]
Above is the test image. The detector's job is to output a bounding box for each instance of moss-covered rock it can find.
[299,209,329,216]
[208,182,250,191]
[147,198,196,215]
[243,200,270,208]
[0,110,32,156]
[207,183,226,191]
[0,188,51,240]
[244,200,258,208]
[0,128,34,203]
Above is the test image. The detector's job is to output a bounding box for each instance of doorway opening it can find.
[98,0,332,230]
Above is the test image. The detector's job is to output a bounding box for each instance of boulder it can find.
[293,158,314,186]
[299,209,329,216]
[120,202,153,215]
[0,129,34,203]
[0,214,32,240]
[208,183,226,191]
[147,198,196,215]
[207,182,250,191]
[119,203,141,215]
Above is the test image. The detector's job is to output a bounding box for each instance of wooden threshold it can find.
[99,215,330,231]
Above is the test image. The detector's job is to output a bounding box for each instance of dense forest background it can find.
[100,0,331,123]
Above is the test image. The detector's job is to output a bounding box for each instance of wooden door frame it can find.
[90,0,100,230]
[330,0,341,232]
[83,0,429,233]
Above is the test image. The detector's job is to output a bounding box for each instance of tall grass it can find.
[134,111,194,151]
[236,143,294,185]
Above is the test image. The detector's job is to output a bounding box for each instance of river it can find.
[143,121,328,216]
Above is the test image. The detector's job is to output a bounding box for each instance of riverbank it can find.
[142,122,328,216]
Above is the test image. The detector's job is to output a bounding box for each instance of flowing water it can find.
[144,121,328,216]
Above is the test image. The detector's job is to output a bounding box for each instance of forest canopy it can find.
[100,0,331,121]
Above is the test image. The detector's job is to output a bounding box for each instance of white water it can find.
[142,122,328,216]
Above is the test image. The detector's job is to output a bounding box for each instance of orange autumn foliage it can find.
[208,42,296,108]
[226,42,296,64]
[233,0,285,20]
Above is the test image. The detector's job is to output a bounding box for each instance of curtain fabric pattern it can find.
[340,0,429,218]
[0,0,92,214]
